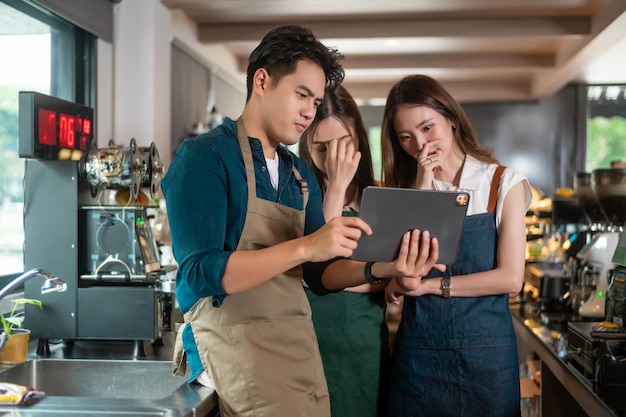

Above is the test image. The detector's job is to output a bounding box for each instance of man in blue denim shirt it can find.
[163,25,440,417]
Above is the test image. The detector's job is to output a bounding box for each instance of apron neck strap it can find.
[293,169,309,207]
[235,117,309,207]
[487,165,506,214]
[235,117,257,199]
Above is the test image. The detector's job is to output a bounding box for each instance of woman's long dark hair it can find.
[381,75,498,188]
[300,85,376,206]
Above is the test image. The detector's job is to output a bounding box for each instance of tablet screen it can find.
[351,187,469,264]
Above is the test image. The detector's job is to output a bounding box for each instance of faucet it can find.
[0,268,67,301]
[0,268,67,352]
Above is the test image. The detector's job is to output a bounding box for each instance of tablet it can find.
[351,187,470,264]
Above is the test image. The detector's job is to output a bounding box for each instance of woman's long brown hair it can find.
[381,75,498,188]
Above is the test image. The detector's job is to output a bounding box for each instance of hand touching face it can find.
[393,104,458,188]
[310,116,361,189]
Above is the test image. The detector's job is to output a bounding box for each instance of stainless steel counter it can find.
[511,307,618,417]
[0,331,218,417]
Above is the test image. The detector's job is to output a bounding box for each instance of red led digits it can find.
[38,109,57,145]
[80,118,91,150]
[59,113,76,149]
[38,110,91,150]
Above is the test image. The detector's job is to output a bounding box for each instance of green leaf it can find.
[10,298,43,309]
[0,298,43,335]
[6,316,24,328]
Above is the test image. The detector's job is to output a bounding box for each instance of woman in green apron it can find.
[300,85,390,417]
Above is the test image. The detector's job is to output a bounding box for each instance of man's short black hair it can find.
[246,25,345,101]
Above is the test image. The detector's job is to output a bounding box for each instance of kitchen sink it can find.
[0,358,183,399]
[0,358,217,416]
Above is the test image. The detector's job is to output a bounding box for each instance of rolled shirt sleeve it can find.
[162,137,233,311]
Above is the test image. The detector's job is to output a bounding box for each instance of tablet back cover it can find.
[351,187,470,264]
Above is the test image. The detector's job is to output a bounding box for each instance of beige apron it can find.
[172,118,330,417]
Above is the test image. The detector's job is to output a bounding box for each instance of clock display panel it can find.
[19,91,94,160]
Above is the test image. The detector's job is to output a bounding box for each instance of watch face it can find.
[442,277,451,298]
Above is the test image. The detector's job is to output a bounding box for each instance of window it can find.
[368,126,382,181]
[587,85,626,170]
[0,0,95,279]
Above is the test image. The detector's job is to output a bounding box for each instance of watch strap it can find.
[364,262,387,284]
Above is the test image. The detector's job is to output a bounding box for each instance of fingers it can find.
[385,289,400,305]
[384,279,402,304]
[352,149,362,166]
[419,230,433,263]
[394,230,411,266]
[420,151,441,170]
[421,154,437,167]
[417,141,442,171]
[326,137,338,160]
[306,216,374,262]
[336,216,372,236]
[327,138,356,162]
[391,229,440,278]
[428,234,440,263]
[325,139,359,185]
[406,229,431,267]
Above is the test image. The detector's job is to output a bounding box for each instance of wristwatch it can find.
[364,262,388,285]
[441,276,451,298]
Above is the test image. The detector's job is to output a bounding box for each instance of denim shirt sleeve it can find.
[162,136,232,312]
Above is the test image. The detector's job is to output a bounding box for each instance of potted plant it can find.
[0,298,43,364]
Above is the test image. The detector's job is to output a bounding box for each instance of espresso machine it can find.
[576,169,626,319]
[18,91,172,352]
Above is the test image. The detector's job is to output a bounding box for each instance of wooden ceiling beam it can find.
[343,79,533,104]
[343,53,555,69]
[235,52,555,73]
[199,16,590,43]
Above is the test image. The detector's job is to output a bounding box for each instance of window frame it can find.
[0,0,96,285]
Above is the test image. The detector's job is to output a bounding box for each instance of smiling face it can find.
[392,104,458,162]
[309,116,357,174]
[258,59,326,148]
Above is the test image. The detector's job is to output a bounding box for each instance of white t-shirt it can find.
[432,155,532,229]
[265,153,279,190]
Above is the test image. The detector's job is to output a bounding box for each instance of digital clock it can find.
[19,91,94,160]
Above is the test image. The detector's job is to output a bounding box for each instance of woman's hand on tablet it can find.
[389,229,445,278]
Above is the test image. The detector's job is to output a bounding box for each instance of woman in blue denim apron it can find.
[380,75,532,417]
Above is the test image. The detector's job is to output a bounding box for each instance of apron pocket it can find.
[212,318,328,416]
